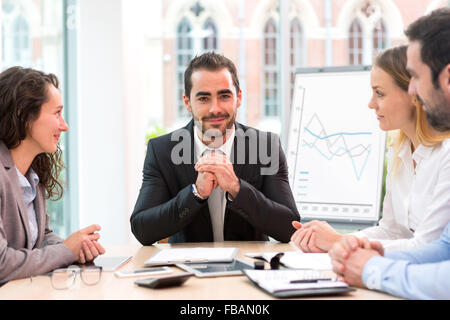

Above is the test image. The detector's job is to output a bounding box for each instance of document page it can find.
[144,247,238,266]
[281,252,332,270]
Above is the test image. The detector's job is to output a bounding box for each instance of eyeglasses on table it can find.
[30,265,102,290]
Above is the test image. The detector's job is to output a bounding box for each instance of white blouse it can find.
[353,137,450,251]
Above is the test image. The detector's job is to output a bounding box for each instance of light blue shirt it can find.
[16,167,40,248]
[362,222,450,299]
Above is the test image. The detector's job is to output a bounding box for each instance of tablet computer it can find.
[84,256,132,271]
[176,259,253,277]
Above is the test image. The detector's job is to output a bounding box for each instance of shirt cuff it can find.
[362,256,386,291]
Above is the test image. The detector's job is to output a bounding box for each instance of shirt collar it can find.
[194,124,235,162]
[412,143,434,162]
[398,138,435,164]
[16,167,40,191]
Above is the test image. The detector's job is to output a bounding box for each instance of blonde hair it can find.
[374,46,450,177]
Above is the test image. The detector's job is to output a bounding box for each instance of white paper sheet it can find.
[144,247,238,266]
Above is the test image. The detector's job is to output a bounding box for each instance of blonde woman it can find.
[291,45,450,253]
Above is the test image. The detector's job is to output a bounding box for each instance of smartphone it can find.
[114,266,172,278]
[134,272,194,289]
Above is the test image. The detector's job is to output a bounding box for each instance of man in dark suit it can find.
[130,52,300,244]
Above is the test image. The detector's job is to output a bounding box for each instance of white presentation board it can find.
[287,67,386,225]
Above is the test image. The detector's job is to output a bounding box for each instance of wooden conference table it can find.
[0,241,398,300]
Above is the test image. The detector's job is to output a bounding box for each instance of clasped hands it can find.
[328,235,384,287]
[63,224,106,264]
[194,152,240,199]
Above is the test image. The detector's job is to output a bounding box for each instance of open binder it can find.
[243,269,355,298]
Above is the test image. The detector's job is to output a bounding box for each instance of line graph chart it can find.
[302,113,372,181]
[287,69,386,223]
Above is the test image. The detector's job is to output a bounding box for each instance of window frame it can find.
[262,18,279,118]
[348,18,364,66]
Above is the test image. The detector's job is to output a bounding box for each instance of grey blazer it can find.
[0,141,74,285]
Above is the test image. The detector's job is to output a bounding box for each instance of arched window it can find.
[2,14,32,68]
[290,18,304,103]
[13,15,30,61]
[202,18,218,51]
[348,19,363,65]
[373,19,387,57]
[263,19,278,117]
[176,18,194,118]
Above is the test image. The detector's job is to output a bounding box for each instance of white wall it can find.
[76,0,164,245]
[121,0,164,244]
[78,0,128,245]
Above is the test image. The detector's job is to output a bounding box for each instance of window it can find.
[175,16,220,119]
[176,18,194,118]
[373,19,387,57]
[11,15,31,65]
[348,19,363,65]
[1,0,69,237]
[202,18,218,51]
[263,18,278,117]
[2,7,32,69]
[290,18,304,103]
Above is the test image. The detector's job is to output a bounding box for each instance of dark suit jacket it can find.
[0,141,75,285]
[130,120,300,244]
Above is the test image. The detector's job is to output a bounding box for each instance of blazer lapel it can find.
[231,122,246,180]
[180,119,197,185]
[33,185,46,248]
[0,142,32,249]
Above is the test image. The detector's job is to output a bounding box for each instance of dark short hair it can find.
[0,66,64,200]
[184,51,240,99]
[405,8,450,86]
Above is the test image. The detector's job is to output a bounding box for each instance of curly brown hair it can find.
[0,66,65,200]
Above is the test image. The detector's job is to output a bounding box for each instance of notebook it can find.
[244,269,354,298]
[144,247,238,267]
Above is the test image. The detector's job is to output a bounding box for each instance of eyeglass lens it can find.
[51,269,76,290]
[81,268,102,286]
[50,267,101,289]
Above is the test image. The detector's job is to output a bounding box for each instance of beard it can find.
[192,108,236,143]
[425,108,450,131]
[419,89,450,132]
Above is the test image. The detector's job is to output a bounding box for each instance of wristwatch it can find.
[191,184,208,203]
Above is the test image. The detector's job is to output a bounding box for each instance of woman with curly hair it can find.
[0,66,105,285]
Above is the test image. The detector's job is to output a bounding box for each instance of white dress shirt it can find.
[16,167,40,248]
[193,125,235,241]
[353,138,450,251]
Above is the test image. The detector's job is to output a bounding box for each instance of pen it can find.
[289,278,333,284]
[169,258,209,263]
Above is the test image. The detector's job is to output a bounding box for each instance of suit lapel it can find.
[180,119,197,185]
[0,142,32,249]
[231,122,247,180]
[33,185,45,248]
